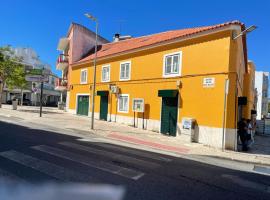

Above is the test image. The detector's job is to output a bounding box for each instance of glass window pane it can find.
[172,55,179,73]
[121,64,125,78]
[165,56,172,74]
[125,64,130,78]
[124,97,128,111]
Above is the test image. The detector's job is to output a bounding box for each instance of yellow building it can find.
[243,61,256,120]
[57,21,254,150]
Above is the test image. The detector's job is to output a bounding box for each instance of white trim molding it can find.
[163,51,182,78]
[101,64,111,82]
[117,94,129,113]
[119,61,131,81]
[80,69,88,84]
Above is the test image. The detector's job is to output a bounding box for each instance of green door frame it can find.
[76,95,89,116]
[158,90,179,136]
[97,91,109,121]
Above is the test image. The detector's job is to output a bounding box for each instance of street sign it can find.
[132,98,145,112]
[26,69,43,75]
[25,75,49,82]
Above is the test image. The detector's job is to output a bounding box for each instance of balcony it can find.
[56,54,68,70]
[55,78,68,91]
[57,37,69,51]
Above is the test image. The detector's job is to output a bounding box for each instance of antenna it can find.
[114,20,127,34]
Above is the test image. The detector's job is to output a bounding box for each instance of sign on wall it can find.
[132,98,145,112]
[203,77,215,88]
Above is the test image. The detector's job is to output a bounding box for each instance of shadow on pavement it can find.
[0,120,270,200]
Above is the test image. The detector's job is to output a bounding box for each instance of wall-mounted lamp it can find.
[176,80,182,88]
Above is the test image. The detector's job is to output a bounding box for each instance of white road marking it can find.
[75,140,172,162]
[59,141,160,169]
[32,145,145,180]
[0,150,93,182]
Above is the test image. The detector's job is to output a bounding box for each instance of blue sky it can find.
[0,0,269,77]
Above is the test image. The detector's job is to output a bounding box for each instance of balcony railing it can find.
[56,54,69,70]
[55,78,68,91]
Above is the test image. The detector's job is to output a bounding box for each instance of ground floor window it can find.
[118,94,129,113]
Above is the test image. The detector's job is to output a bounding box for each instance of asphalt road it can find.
[0,120,270,200]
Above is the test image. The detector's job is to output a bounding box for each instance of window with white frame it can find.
[118,94,129,113]
[120,61,131,80]
[80,69,87,84]
[102,65,110,82]
[163,52,182,77]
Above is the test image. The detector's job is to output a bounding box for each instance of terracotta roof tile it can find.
[74,21,243,65]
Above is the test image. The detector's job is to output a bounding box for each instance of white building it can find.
[1,47,60,106]
[255,71,269,119]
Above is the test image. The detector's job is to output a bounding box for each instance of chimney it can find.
[113,33,120,42]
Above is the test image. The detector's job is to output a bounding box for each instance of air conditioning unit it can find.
[111,86,119,94]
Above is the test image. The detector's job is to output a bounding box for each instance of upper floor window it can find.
[80,69,87,84]
[101,65,110,82]
[163,51,182,77]
[120,61,131,81]
[118,94,129,113]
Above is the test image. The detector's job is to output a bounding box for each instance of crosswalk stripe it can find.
[32,145,144,180]
[78,140,172,162]
[0,150,93,182]
[59,142,160,169]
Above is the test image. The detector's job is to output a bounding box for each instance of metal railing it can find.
[57,54,68,64]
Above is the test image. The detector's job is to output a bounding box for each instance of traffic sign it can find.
[25,75,49,82]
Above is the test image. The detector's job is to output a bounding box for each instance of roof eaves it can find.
[72,21,243,67]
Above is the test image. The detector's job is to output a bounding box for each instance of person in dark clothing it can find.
[238,118,248,151]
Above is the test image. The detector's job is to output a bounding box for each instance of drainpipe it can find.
[222,79,229,151]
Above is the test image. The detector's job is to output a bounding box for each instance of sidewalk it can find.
[1,104,270,167]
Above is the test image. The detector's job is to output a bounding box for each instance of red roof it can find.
[74,21,244,65]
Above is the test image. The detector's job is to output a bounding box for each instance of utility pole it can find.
[39,81,43,117]
[85,13,98,130]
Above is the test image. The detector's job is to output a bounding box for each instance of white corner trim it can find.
[162,51,182,78]
[101,64,111,83]
[117,94,129,113]
[119,60,131,81]
[80,68,88,84]
[75,93,90,115]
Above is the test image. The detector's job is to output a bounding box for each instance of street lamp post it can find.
[85,13,98,130]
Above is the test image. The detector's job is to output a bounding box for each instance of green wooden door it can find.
[160,97,178,136]
[77,95,89,116]
[100,95,108,121]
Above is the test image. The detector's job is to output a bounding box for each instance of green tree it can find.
[0,46,26,108]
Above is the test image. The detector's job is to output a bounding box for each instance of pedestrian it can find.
[238,118,248,151]
[246,119,253,146]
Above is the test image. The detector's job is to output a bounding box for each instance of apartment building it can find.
[255,71,269,119]
[56,21,254,150]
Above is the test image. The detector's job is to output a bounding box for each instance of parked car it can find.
[6,98,31,106]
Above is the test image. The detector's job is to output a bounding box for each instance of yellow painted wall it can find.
[69,30,243,129]
[243,61,255,119]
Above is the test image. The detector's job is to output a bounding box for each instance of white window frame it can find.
[119,61,131,81]
[163,51,182,78]
[118,94,129,113]
[80,69,88,84]
[101,65,110,82]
